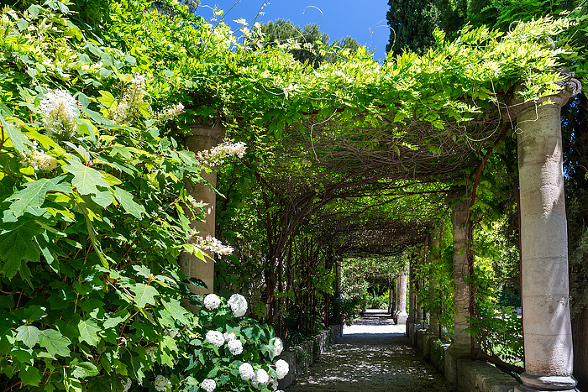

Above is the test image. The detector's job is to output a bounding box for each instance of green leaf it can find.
[161,299,190,325]
[71,362,99,378]
[16,325,41,348]
[113,186,145,218]
[130,283,159,308]
[7,176,71,218]
[0,116,31,155]
[27,4,42,18]
[0,220,41,279]
[103,312,130,329]
[63,158,110,196]
[97,91,117,109]
[78,319,101,346]
[20,366,41,386]
[38,329,71,358]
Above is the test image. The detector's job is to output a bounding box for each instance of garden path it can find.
[285,309,449,392]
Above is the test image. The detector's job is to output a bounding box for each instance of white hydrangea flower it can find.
[153,375,171,392]
[38,89,78,135]
[200,378,216,392]
[227,294,248,317]
[269,337,283,357]
[205,330,225,347]
[203,293,221,310]
[223,332,236,341]
[238,363,255,381]
[255,369,269,385]
[197,141,247,167]
[227,338,243,355]
[275,359,289,379]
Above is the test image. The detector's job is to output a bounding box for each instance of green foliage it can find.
[466,303,523,366]
[386,0,442,55]
[338,263,370,325]
[0,3,285,391]
[365,292,389,310]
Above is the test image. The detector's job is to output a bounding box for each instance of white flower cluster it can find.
[191,235,234,256]
[254,368,269,387]
[38,89,78,135]
[205,330,225,347]
[269,337,283,357]
[227,294,248,317]
[223,332,236,341]
[153,375,171,392]
[200,378,216,392]
[239,363,255,381]
[155,103,184,123]
[203,293,221,310]
[112,75,145,124]
[275,359,289,379]
[25,150,58,171]
[197,141,247,167]
[227,337,243,355]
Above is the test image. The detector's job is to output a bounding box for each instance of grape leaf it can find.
[0,115,31,155]
[71,362,99,378]
[162,299,190,325]
[130,284,159,308]
[78,319,101,346]
[16,325,40,348]
[7,176,71,218]
[38,329,71,358]
[0,219,41,279]
[113,186,145,218]
[20,366,41,386]
[63,158,110,196]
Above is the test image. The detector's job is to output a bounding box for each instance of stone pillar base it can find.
[515,373,577,392]
[394,311,408,324]
[515,386,576,392]
[406,320,414,337]
[445,344,470,391]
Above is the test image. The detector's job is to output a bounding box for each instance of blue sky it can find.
[197,0,391,60]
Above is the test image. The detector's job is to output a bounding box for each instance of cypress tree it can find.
[386,0,441,56]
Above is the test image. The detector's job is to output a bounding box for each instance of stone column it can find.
[445,196,472,390]
[394,270,408,324]
[406,263,416,337]
[179,120,225,306]
[508,77,581,392]
[428,233,441,335]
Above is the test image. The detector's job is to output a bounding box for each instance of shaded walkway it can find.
[285,310,449,392]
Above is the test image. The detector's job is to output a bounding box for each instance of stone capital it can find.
[188,118,225,141]
[503,73,582,121]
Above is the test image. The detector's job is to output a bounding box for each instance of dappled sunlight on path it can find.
[285,310,449,392]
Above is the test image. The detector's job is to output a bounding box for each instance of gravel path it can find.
[285,310,449,392]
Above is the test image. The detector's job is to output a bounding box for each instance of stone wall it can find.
[407,323,521,392]
[277,327,338,390]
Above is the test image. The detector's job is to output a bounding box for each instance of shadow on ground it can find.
[285,310,449,392]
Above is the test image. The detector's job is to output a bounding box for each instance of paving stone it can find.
[285,310,449,392]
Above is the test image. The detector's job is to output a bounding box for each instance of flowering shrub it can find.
[179,294,289,392]
[0,3,288,391]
